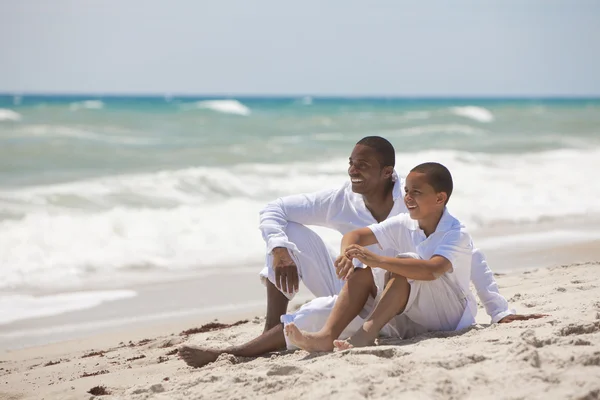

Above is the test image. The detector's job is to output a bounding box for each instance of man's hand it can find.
[498,313,549,323]
[272,247,299,294]
[344,244,381,268]
[335,254,355,280]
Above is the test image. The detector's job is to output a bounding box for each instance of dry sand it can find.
[1,261,599,400]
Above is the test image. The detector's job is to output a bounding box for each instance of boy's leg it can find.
[284,267,376,352]
[179,323,287,368]
[334,272,410,350]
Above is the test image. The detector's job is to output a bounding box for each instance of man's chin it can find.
[350,183,366,194]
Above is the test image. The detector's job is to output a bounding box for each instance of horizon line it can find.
[1,92,600,100]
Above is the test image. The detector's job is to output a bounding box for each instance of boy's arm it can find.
[335,227,380,280]
[345,247,451,281]
[471,249,515,323]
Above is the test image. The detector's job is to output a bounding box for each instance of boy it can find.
[285,162,477,351]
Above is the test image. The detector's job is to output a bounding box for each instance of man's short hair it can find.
[411,162,453,204]
[356,136,395,168]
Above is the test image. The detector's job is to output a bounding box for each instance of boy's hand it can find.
[335,254,355,280]
[345,244,381,268]
[272,247,299,294]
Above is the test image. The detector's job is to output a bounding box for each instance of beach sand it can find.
[1,258,599,400]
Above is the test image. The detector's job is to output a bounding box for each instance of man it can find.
[180,136,541,367]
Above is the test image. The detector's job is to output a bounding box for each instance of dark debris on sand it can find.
[82,351,106,358]
[180,320,249,336]
[81,370,109,378]
[126,355,146,362]
[165,349,178,356]
[44,360,65,367]
[88,385,111,396]
[157,356,169,363]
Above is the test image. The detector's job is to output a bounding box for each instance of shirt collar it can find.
[433,207,458,233]
[392,170,403,200]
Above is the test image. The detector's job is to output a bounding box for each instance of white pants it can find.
[259,222,345,299]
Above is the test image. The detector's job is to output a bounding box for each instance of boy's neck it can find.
[363,180,395,222]
[418,207,445,237]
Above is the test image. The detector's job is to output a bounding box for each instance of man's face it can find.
[347,144,389,194]
[404,171,445,219]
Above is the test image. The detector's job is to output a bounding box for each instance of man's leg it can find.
[179,324,287,368]
[284,267,376,352]
[261,222,343,331]
[264,280,289,333]
[335,273,410,350]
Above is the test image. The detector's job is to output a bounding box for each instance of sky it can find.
[1,0,599,96]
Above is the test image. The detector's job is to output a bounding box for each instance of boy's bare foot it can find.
[284,323,334,352]
[178,345,222,368]
[333,339,354,351]
[333,330,375,351]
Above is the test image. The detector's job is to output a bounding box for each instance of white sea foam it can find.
[0,109,22,122]
[0,290,137,325]
[1,148,599,290]
[69,100,105,111]
[450,106,495,123]
[10,125,158,145]
[382,124,487,137]
[193,100,251,116]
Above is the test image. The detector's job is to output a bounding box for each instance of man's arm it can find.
[258,188,341,254]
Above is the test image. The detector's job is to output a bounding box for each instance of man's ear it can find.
[436,192,448,205]
[382,166,394,179]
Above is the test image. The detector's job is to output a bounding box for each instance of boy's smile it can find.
[404,171,445,221]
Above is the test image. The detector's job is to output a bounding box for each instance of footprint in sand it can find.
[266,365,304,376]
[558,321,600,336]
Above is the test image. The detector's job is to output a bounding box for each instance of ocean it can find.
[1,95,599,326]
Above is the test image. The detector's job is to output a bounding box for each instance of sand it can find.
[1,260,599,400]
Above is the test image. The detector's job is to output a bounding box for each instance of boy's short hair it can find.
[356,136,395,168]
[411,162,453,204]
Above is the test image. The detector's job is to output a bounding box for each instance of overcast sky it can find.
[1,0,599,96]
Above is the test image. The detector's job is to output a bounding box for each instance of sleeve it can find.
[367,214,409,252]
[432,230,473,271]
[258,188,339,254]
[471,249,516,323]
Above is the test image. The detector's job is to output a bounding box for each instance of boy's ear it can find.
[436,192,448,205]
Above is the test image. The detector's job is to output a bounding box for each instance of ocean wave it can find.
[186,100,251,116]
[450,106,495,123]
[69,100,105,111]
[1,148,600,290]
[0,109,22,122]
[381,124,487,137]
[8,124,158,145]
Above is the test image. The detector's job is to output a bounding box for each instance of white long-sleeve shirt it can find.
[258,174,514,323]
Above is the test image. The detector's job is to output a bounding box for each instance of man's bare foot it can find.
[333,339,354,351]
[178,345,222,368]
[284,323,334,352]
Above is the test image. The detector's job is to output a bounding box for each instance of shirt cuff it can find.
[491,309,516,324]
[266,237,300,255]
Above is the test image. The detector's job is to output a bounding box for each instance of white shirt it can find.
[259,173,514,323]
[368,209,478,329]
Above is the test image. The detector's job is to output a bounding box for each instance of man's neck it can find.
[418,208,444,237]
[363,181,395,222]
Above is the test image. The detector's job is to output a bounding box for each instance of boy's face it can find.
[347,144,392,195]
[404,171,446,219]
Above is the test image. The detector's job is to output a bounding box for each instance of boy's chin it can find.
[407,209,420,219]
